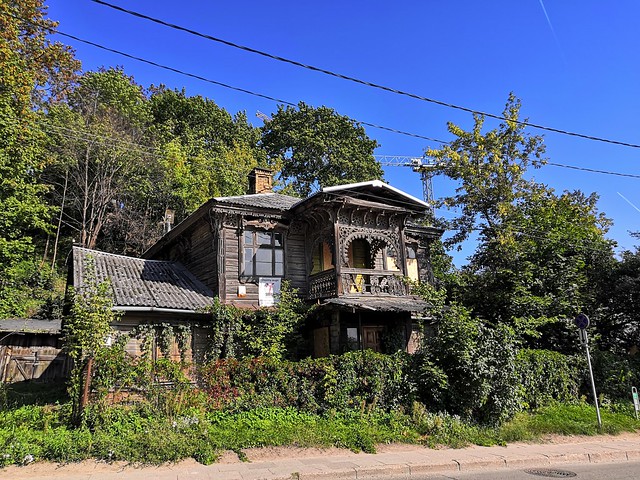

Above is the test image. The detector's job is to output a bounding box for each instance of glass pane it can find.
[273,232,283,247]
[274,250,284,276]
[244,231,253,244]
[244,248,254,275]
[256,261,272,276]
[257,231,271,245]
[256,248,272,262]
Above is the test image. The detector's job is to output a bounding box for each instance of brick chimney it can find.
[248,167,273,194]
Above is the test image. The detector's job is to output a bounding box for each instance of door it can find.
[362,327,383,352]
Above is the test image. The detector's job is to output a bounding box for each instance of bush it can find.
[516,349,580,409]
[197,350,411,414]
[411,304,521,425]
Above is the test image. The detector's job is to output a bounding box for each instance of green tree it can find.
[594,238,640,353]
[64,256,120,421]
[427,93,546,247]
[428,95,615,351]
[44,68,152,254]
[148,87,266,218]
[462,186,615,350]
[0,1,79,317]
[261,102,382,196]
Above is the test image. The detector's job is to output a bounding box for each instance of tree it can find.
[44,68,152,254]
[428,95,615,351]
[0,1,79,317]
[261,102,382,196]
[147,87,266,222]
[462,186,615,350]
[594,237,640,353]
[426,93,546,247]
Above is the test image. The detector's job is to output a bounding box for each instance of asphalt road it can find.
[405,460,640,480]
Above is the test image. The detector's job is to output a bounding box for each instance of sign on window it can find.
[259,277,282,307]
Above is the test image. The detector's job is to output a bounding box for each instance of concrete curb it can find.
[3,437,640,480]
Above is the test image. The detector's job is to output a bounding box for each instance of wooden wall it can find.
[0,338,70,383]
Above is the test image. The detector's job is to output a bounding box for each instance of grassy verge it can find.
[0,401,637,467]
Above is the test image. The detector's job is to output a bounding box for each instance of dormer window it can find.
[243,230,284,277]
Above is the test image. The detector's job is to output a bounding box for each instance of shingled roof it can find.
[72,247,214,312]
[213,192,301,211]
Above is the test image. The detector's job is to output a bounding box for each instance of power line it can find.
[546,162,640,179]
[38,28,442,143]
[5,11,637,182]
[92,0,640,150]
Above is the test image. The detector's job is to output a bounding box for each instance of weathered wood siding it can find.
[155,218,218,294]
[0,345,70,383]
[286,231,308,294]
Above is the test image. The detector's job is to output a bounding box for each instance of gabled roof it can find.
[73,247,214,313]
[143,192,300,258]
[322,180,428,208]
[291,179,429,212]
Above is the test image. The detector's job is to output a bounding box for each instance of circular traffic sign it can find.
[575,313,590,329]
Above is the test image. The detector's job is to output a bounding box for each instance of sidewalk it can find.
[4,433,640,480]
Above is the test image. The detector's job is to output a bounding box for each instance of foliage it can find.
[261,101,382,196]
[499,401,640,440]
[43,67,153,254]
[594,242,640,353]
[515,349,580,409]
[0,404,418,466]
[411,301,521,425]
[588,350,640,403]
[0,0,79,316]
[2,398,638,467]
[63,256,120,418]
[427,93,546,247]
[198,350,411,414]
[205,281,310,360]
[427,94,615,352]
[462,187,615,350]
[148,87,266,213]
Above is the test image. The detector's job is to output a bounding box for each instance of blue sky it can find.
[46,1,640,264]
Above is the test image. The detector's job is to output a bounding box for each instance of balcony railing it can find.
[308,269,337,300]
[308,268,409,299]
[340,268,409,296]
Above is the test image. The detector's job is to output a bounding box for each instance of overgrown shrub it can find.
[198,350,411,414]
[411,304,521,425]
[588,350,640,402]
[516,349,580,409]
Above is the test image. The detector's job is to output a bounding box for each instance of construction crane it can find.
[374,155,439,217]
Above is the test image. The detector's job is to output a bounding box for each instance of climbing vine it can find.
[205,281,310,361]
[63,256,121,421]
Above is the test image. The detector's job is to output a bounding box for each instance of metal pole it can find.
[584,335,602,430]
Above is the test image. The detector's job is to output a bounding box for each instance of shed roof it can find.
[0,319,62,334]
[321,295,432,313]
[73,247,214,312]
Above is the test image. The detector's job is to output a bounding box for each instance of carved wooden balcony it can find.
[340,268,409,296]
[308,268,409,300]
[308,269,338,300]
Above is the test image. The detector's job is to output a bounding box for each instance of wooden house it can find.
[71,168,442,358]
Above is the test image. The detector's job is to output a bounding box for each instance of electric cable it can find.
[91,0,640,149]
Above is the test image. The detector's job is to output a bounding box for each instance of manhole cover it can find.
[524,468,577,478]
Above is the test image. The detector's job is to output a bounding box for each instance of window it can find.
[243,230,284,277]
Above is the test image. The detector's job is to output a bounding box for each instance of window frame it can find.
[241,229,285,279]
